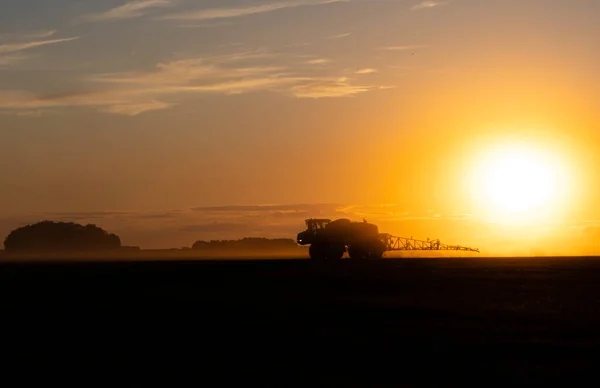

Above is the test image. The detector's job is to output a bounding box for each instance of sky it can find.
[1,0,599,255]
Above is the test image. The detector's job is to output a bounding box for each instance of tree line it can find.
[2,221,300,253]
[192,237,301,251]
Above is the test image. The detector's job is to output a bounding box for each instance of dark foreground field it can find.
[2,257,600,386]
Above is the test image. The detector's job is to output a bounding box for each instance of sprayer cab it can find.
[296,218,386,261]
[296,219,330,246]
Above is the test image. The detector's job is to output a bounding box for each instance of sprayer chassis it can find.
[297,218,479,261]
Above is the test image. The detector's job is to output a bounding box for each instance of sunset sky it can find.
[1,0,599,255]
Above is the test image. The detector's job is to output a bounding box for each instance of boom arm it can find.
[379,234,480,253]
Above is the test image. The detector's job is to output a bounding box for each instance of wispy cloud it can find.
[411,1,448,10]
[0,88,181,116]
[99,101,175,116]
[355,68,377,75]
[0,30,56,41]
[84,0,173,22]
[91,55,288,86]
[0,55,282,114]
[172,76,307,95]
[0,108,50,118]
[0,53,29,68]
[290,77,371,98]
[19,30,57,40]
[305,58,331,65]
[160,0,346,21]
[326,32,351,40]
[378,45,427,51]
[191,204,340,212]
[0,31,78,69]
[0,37,79,54]
[0,47,380,115]
[16,110,48,118]
[177,22,233,29]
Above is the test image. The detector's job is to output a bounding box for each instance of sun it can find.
[482,147,557,213]
[468,142,569,222]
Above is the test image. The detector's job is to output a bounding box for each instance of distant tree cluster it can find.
[3,221,121,253]
[192,237,300,251]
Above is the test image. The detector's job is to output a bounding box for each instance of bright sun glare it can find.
[470,142,569,223]
[483,147,557,213]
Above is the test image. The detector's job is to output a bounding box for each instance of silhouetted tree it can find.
[3,221,121,253]
[192,237,299,251]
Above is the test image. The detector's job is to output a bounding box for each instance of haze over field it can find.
[1,0,599,255]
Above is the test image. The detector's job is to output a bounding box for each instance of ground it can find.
[2,256,600,385]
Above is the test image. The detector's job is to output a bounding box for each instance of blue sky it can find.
[0,0,427,114]
[2,0,597,116]
[1,0,597,114]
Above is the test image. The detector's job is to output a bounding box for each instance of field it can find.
[2,256,600,385]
